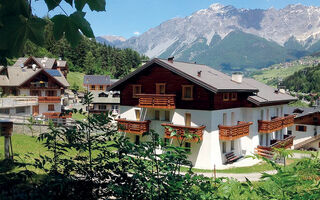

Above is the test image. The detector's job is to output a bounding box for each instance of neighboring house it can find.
[0,56,70,120]
[107,58,296,169]
[287,107,320,150]
[13,56,69,78]
[83,75,118,91]
[88,91,120,116]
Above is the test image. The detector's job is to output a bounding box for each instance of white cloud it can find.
[133,31,140,36]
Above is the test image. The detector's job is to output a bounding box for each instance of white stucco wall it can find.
[39,103,62,114]
[288,124,319,146]
[118,104,290,169]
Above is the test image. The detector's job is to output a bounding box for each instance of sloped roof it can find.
[245,79,297,105]
[107,58,296,105]
[287,107,320,118]
[84,75,111,85]
[91,91,120,104]
[0,67,69,87]
[108,58,259,93]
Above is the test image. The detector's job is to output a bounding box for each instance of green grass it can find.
[72,112,87,121]
[252,64,308,87]
[67,71,85,92]
[288,100,309,108]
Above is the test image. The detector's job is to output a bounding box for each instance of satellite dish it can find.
[32,64,37,71]
[20,63,24,68]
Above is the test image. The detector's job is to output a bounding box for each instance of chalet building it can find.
[107,58,297,169]
[287,107,320,150]
[0,57,70,120]
[88,91,120,116]
[13,56,69,78]
[83,75,118,91]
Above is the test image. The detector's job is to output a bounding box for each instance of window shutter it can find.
[304,126,307,132]
[296,125,299,131]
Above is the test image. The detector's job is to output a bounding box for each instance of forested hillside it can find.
[282,64,320,93]
[16,20,147,79]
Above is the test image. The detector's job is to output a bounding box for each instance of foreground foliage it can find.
[1,95,320,199]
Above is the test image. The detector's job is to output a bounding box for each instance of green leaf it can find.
[69,11,94,38]
[51,14,68,40]
[87,0,106,11]
[26,17,47,46]
[44,0,62,11]
[75,0,86,11]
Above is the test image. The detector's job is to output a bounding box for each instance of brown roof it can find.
[13,57,67,69]
[108,58,296,105]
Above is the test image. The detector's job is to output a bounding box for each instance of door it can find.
[185,113,191,126]
[156,83,166,94]
[32,105,39,116]
[135,109,141,121]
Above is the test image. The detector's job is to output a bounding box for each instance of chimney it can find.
[231,72,243,83]
[168,56,174,63]
[197,70,202,77]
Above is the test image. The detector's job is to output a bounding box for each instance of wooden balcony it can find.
[255,135,295,158]
[258,115,295,134]
[116,119,150,135]
[43,112,72,119]
[137,94,176,109]
[38,96,61,103]
[161,123,206,142]
[218,121,253,141]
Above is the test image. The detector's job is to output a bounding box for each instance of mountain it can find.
[117,3,320,73]
[96,35,126,46]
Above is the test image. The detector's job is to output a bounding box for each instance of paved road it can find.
[194,170,277,182]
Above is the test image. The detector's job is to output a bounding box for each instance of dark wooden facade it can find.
[118,64,256,110]
[294,112,320,126]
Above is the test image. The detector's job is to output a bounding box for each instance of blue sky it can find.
[32,0,320,39]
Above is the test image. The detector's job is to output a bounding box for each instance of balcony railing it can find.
[218,121,253,140]
[116,119,150,135]
[0,96,38,108]
[161,123,206,142]
[43,112,72,119]
[136,94,176,109]
[258,115,295,134]
[255,135,295,158]
[38,96,61,103]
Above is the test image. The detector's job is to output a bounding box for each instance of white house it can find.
[108,58,296,169]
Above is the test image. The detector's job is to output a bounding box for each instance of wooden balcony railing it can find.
[116,119,150,135]
[255,135,295,158]
[258,115,295,134]
[38,96,61,103]
[218,121,253,140]
[161,123,206,142]
[43,112,72,119]
[137,94,176,109]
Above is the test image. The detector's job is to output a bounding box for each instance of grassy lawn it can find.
[72,112,87,121]
[67,71,86,92]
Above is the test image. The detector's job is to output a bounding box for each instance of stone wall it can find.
[13,123,50,137]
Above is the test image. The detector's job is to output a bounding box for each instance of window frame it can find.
[48,104,55,111]
[222,141,226,154]
[90,85,95,90]
[156,83,166,94]
[182,85,194,101]
[132,84,142,98]
[185,142,191,152]
[231,92,237,101]
[155,110,160,120]
[164,110,170,121]
[223,93,230,101]
[99,85,104,90]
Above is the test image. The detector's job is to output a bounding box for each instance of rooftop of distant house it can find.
[83,75,116,85]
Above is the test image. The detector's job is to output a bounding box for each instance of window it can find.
[135,109,141,121]
[98,105,107,110]
[165,111,170,121]
[266,133,269,146]
[156,83,166,94]
[287,130,292,135]
[223,93,229,101]
[222,142,226,154]
[132,85,141,98]
[185,113,191,126]
[155,110,160,120]
[98,93,108,97]
[296,125,307,132]
[259,134,263,146]
[31,90,41,96]
[99,85,104,90]
[48,104,55,111]
[231,93,237,101]
[0,108,9,114]
[182,85,193,100]
[231,140,235,151]
[46,90,56,96]
[16,107,25,114]
[185,142,191,152]
[135,135,140,145]
[91,85,95,90]
[112,93,120,98]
